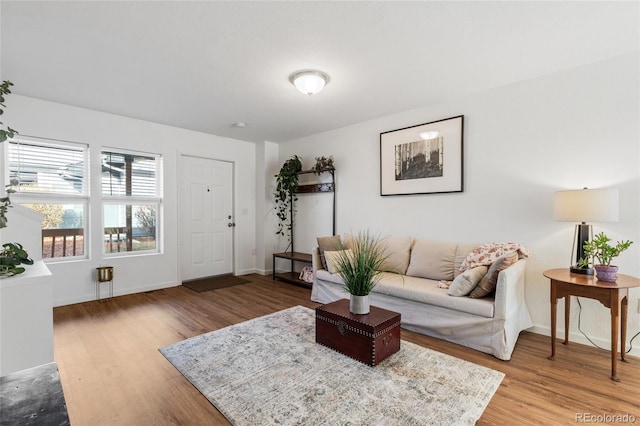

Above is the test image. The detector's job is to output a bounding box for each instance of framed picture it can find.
[380,115,463,196]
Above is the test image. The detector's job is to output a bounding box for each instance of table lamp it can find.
[554,188,619,275]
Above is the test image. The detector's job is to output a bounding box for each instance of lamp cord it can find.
[576,297,639,353]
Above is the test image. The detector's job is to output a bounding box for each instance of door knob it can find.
[227,222,236,227]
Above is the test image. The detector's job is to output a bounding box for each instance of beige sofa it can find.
[311,236,533,360]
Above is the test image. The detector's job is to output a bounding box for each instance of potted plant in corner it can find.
[578,232,633,282]
[330,231,387,314]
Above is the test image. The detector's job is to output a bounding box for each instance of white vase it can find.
[350,294,370,315]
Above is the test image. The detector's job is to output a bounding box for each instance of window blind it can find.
[7,139,88,195]
[101,150,159,197]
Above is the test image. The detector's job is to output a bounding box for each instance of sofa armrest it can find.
[494,258,527,320]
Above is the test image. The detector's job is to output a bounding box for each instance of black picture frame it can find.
[380,115,463,196]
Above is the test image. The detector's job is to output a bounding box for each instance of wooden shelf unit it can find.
[272,252,313,287]
[272,168,335,287]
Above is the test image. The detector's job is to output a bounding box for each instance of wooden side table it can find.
[543,268,640,381]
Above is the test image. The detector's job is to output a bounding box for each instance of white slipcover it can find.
[311,246,533,361]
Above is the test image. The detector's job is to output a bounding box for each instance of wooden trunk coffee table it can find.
[315,299,401,366]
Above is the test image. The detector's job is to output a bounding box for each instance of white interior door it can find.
[181,155,234,280]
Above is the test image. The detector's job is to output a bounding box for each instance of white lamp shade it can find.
[554,188,619,222]
[290,70,329,95]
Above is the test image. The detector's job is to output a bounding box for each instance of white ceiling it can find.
[1,1,638,143]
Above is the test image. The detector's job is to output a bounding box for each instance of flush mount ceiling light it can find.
[289,70,330,95]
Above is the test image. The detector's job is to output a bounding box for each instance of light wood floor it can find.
[53,274,640,425]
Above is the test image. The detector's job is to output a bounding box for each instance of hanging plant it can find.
[0,80,19,143]
[0,197,10,229]
[0,81,31,278]
[313,155,334,175]
[0,80,19,229]
[274,155,302,239]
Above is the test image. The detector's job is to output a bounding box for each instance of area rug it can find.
[182,275,250,293]
[159,306,504,425]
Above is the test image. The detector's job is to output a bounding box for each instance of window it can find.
[6,137,88,259]
[101,149,161,255]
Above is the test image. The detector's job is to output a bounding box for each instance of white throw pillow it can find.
[454,243,479,277]
[448,266,488,297]
[324,249,354,274]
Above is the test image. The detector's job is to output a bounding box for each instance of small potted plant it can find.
[330,231,387,314]
[312,155,334,175]
[578,232,633,282]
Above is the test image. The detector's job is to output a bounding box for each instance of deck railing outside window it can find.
[42,228,84,258]
[41,227,135,257]
[104,227,129,253]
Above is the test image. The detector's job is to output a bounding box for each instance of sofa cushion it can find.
[448,266,488,297]
[379,236,413,274]
[406,240,458,281]
[373,273,495,318]
[314,269,495,318]
[317,235,344,270]
[342,233,353,249]
[469,252,519,298]
[315,268,345,286]
[324,249,353,274]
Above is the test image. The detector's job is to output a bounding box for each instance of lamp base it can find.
[570,265,594,275]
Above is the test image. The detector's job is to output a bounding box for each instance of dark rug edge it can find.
[182,275,251,293]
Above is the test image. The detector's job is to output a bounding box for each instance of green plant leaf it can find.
[273,155,302,240]
[333,231,389,296]
[579,232,633,266]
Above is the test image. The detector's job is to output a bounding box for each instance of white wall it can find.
[255,141,280,275]
[275,53,640,356]
[3,95,257,306]
[0,205,44,261]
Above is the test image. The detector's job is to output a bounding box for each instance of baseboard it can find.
[235,268,258,276]
[528,325,640,359]
[53,280,179,307]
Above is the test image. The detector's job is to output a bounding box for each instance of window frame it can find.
[101,147,163,257]
[4,136,90,262]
